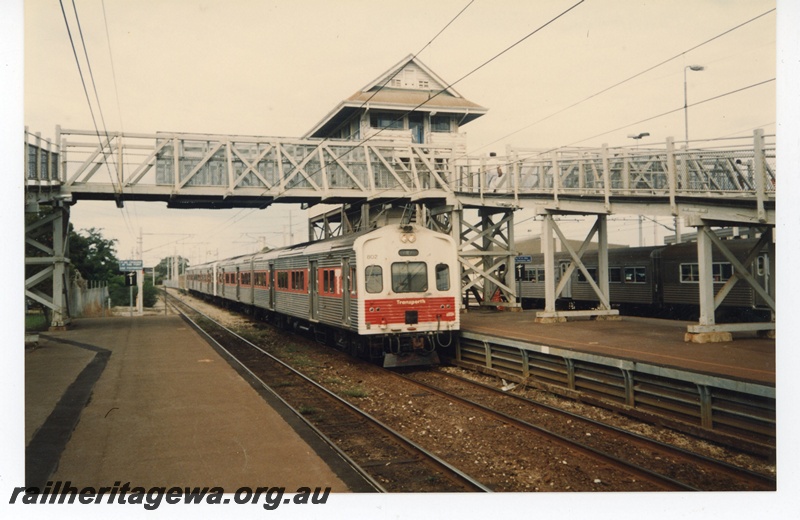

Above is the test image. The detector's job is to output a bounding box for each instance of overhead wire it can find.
[99,0,141,233]
[59,0,137,240]
[266,0,767,218]
[201,0,479,244]
[470,7,776,154]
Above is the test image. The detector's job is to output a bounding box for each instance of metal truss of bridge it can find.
[26,128,775,339]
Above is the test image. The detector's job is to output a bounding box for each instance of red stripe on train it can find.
[364,297,457,325]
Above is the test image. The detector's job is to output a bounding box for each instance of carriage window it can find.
[680,263,731,283]
[392,262,428,293]
[365,265,383,293]
[254,272,267,287]
[291,271,305,290]
[609,267,622,283]
[277,271,289,289]
[624,267,646,283]
[680,264,698,283]
[577,268,597,282]
[628,267,644,283]
[713,263,733,282]
[524,268,546,282]
[435,264,450,291]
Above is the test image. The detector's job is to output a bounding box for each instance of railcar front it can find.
[353,224,460,368]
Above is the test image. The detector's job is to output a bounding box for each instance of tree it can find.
[69,226,120,281]
[109,275,159,307]
[154,256,190,285]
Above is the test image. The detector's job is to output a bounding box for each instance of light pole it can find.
[683,65,705,146]
[627,132,650,151]
[679,65,704,245]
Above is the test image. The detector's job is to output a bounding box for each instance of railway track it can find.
[169,296,491,493]
[396,369,776,491]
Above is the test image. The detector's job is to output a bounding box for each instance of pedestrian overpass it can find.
[25,127,775,340]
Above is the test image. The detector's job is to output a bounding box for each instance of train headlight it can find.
[408,234,416,243]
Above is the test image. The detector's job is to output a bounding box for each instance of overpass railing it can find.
[25,128,775,210]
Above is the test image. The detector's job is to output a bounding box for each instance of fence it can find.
[69,281,110,318]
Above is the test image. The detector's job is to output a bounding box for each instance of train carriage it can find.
[186,224,460,367]
[518,238,772,321]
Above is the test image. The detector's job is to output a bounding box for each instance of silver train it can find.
[186,224,460,367]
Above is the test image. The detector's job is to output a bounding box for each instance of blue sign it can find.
[119,259,144,271]
[515,255,533,264]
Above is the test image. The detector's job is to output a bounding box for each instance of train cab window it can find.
[392,262,428,293]
[609,267,622,283]
[365,265,383,293]
[624,267,646,283]
[435,264,450,291]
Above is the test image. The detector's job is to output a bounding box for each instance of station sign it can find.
[514,255,533,264]
[119,259,144,271]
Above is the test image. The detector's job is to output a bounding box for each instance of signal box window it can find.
[431,115,451,132]
[365,265,383,293]
[435,263,450,291]
[392,262,428,293]
[370,112,403,130]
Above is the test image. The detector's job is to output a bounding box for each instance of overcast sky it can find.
[5,1,800,517]
[17,0,785,267]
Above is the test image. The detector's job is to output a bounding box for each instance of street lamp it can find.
[683,65,705,146]
[679,65,704,245]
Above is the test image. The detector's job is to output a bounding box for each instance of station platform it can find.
[457,310,776,446]
[25,315,368,491]
[460,311,775,386]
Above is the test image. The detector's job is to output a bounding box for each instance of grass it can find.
[25,313,48,332]
[341,386,369,398]
[298,405,321,416]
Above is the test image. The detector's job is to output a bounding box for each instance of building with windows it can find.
[303,55,487,151]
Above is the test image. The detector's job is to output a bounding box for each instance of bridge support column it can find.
[25,205,72,329]
[441,206,519,310]
[685,222,775,343]
[535,212,619,323]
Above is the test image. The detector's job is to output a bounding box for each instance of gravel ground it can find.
[166,290,776,490]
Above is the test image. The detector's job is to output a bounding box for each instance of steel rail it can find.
[390,370,698,491]
[400,369,775,491]
[169,296,491,493]
[429,370,776,490]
